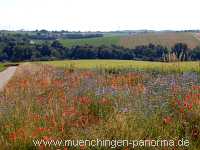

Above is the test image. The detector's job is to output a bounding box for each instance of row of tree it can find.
[0,34,200,62]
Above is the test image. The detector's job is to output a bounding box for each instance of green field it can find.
[58,32,200,49]
[39,60,200,73]
[59,36,120,47]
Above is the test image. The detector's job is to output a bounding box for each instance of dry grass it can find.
[120,32,200,48]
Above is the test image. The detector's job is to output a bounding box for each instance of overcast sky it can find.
[0,0,200,31]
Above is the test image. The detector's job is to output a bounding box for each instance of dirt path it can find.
[0,66,17,91]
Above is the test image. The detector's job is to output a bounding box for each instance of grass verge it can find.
[0,64,5,72]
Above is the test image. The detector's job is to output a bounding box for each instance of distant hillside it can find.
[59,36,120,47]
[59,32,200,49]
[120,32,200,48]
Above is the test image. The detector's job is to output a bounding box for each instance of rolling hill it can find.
[120,32,200,48]
[59,32,200,48]
[59,36,120,47]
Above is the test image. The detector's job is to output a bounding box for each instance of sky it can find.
[0,0,200,31]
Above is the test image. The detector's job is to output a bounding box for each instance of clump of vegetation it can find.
[0,64,5,71]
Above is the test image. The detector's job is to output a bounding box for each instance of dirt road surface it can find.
[0,66,17,91]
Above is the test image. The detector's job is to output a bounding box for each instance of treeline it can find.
[0,35,200,62]
[31,33,103,40]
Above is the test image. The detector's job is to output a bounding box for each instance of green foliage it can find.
[0,64,5,71]
[1,32,200,62]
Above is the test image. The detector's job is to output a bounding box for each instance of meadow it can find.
[0,62,199,149]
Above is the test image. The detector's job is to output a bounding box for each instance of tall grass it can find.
[40,60,200,74]
[0,64,199,149]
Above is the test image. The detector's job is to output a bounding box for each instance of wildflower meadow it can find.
[0,63,199,150]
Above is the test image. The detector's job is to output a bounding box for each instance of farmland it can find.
[40,60,200,73]
[59,36,120,48]
[59,32,200,49]
[1,0,200,148]
[119,32,200,48]
[1,30,200,149]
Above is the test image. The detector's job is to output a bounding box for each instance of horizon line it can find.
[1,29,200,32]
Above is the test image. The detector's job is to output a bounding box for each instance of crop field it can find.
[40,60,200,73]
[119,32,200,48]
[59,36,120,47]
[59,32,200,49]
[0,62,199,149]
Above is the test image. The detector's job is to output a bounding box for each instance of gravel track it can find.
[0,66,17,91]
